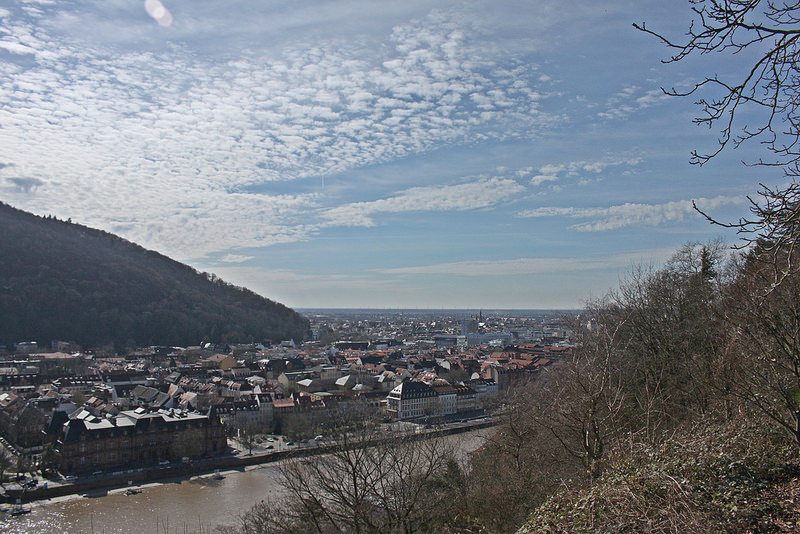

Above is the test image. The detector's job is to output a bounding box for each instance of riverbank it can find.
[0,426,493,534]
[2,418,497,504]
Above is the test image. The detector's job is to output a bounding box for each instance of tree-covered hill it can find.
[0,202,309,350]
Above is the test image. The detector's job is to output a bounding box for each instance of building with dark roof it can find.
[386,381,437,420]
[53,406,226,474]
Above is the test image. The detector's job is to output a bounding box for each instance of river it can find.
[0,428,490,533]
[0,463,285,533]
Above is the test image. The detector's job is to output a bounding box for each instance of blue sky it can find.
[0,0,781,309]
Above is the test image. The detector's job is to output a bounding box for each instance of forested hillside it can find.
[0,202,309,350]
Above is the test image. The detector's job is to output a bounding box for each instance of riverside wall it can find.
[5,419,496,504]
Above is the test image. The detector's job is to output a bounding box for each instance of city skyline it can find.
[0,1,774,309]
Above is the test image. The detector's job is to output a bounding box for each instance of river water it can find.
[0,429,490,533]
[0,463,286,533]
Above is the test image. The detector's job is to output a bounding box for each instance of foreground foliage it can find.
[224,409,469,534]
[521,416,798,534]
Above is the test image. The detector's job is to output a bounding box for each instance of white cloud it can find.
[0,40,36,54]
[0,5,553,258]
[538,163,566,175]
[599,86,669,120]
[530,174,559,186]
[218,254,254,264]
[528,157,640,187]
[377,247,679,276]
[322,176,526,227]
[519,195,743,231]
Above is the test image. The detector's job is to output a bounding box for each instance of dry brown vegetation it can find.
[476,241,800,533]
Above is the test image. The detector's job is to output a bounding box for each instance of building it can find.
[431,383,457,416]
[454,385,478,413]
[53,406,226,474]
[200,353,238,370]
[386,381,437,420]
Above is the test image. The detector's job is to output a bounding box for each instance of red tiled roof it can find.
[272,398,294,408]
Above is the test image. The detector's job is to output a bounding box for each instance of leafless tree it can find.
[15,454,29,479]
[607,243,733,434]
[467,383,581,533]
[526,312,627,481]
[636,2,800,283]
[0,452,10,486]
[238,422,260,456]
[724,247,800,444]
[235,405,459,534]
[636,2,800,447]
[635,1,800,170]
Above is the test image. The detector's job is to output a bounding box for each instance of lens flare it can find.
[144,0,173,27]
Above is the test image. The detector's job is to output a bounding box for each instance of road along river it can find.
[0,428,491,533]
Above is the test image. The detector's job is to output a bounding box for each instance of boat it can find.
[124,488,142,496]
[9,502,31,516]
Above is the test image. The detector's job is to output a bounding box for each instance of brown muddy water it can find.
[0,428,491,533]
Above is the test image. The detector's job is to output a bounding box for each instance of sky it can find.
[0,0,784,309]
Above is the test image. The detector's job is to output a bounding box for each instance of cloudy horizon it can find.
[0,0,775,309]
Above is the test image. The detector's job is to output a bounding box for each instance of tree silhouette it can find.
[636,1,800,285]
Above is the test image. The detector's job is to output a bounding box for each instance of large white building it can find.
[386,381,437,420]
[386,380,492,421]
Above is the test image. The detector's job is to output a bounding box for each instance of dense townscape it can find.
[0,310,572,482]
[7,1,800,531]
